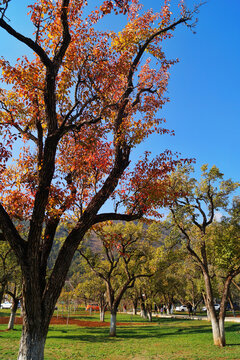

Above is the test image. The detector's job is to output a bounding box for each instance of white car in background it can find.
[202,304,220,312]
[0,302,12,309]
[175,305,188,312]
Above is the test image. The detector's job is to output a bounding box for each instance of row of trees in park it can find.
[0,0,239,359]
[57,165,240,343]
[1,164,240,342]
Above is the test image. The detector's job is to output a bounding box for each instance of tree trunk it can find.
[140,299,147,319]
[0,279,8,305]
[16,274,55,360]
[8,298,19,330]
[132,298,138,315]
[219,315,226,347]
[217,275,234,347]
[140,308,147,319]
[0,283,6,305]
[8,310,16,330]
[100,310,105,322]
[17,326,47,360]
[147,304,152,322]
[228,296,236,317]
[203,272,225,347]
[147,310,152,322]
[209,315,223,346]
[109,310,117,337]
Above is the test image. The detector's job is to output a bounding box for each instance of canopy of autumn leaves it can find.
[0,0,192,227]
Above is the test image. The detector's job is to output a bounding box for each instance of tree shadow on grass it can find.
[227,344,240,347]
[47,326,120,343]
[47,323,210,343]
[47,320,240,346]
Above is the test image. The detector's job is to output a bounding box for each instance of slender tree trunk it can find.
[140,298,147,319]
[99,298,106,322]
[8,310,16,330]
[219,315,226,347]
[0,281,7,304]
[147,304,152,322]
[140,308,147,318]
[0,289,4,304]
[109,309,117,337]
[228,296,236,317]
[100,310,105,322]
[147,310,152,322]
[132,298,138,315]
[8,299,19,330]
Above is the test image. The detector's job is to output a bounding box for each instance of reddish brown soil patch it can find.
[50,317,111,327]
[0,317,23,326]
[0,316,141,328]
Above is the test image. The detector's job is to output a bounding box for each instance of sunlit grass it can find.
[0,313,240,359]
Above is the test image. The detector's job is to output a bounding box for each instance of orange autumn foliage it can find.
[0,1,192,223]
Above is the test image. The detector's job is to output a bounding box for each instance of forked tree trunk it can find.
[209,314,223,346]
[202,295,226,347]
[110,310,117,337]
[203,272,226,347]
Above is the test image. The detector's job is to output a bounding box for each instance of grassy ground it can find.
[0,311,240,360]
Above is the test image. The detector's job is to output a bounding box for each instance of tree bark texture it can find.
[16,280,52,360]
[203,272,225,346]
[8,309,16,330]
[109,311,117,337]
[100,310,105,322]
[8,298,19,330]
[147,311,152,322]
[17,326,47,360]
[0,288,5,305]
[140,299,147,319]
[140,309,147,319]
[132,298,138,315]
[218,316,226,347]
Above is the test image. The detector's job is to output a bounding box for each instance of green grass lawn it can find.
[0,312,240,360]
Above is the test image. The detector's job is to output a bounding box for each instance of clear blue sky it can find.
[135,0,240,184]
[1,0,240,186]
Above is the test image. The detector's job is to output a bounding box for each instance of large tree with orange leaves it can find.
[0,0,197,359]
